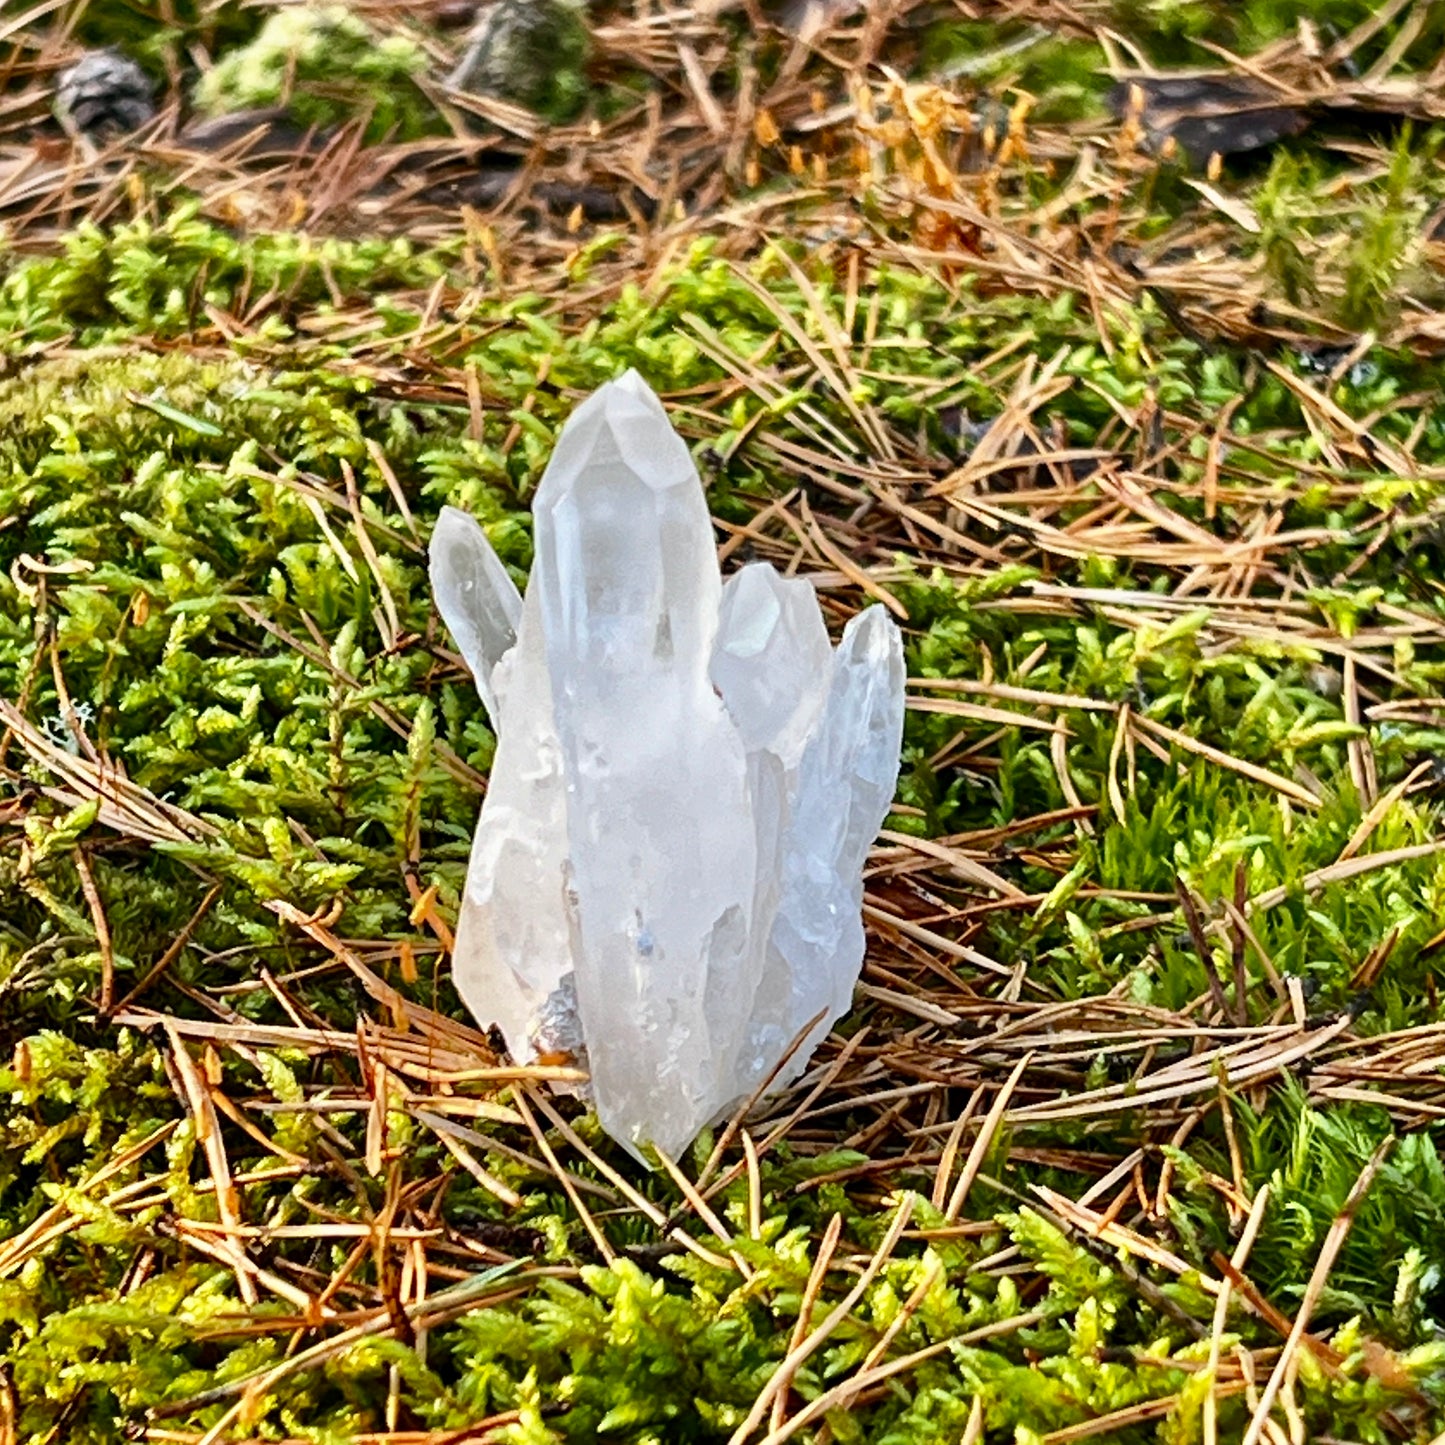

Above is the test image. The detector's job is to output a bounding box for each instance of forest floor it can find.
[5,1,1445,1441]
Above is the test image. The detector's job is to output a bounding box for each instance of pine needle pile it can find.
[4,1,1445,1441]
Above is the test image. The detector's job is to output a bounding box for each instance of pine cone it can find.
[54,49,155,140]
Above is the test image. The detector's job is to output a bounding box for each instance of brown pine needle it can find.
[1240,1139,1395,1445]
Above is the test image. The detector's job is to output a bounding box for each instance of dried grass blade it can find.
[1132,714,1322,809]
[945,1055,1030,1222]
[164,1025,256,1306]
[1204,1184,1271,1445]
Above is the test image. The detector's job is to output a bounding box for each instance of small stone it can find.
[767,0,865,39]
[177,108,321,157]
[447,0,590,124]
[55,50,155,140]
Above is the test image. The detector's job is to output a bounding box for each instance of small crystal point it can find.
[433,373,906,1162]
[737,604,906,1097]
[429,506,522,724]
[536,370,719,680]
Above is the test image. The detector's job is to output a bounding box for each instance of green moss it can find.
[0,206,1443,1438]
[0,207,449,346]
[1104,0,1445,67]
[917,23,1111,123]
[8,0,1445,1414]
[192,4,440,144]
[69,0,263,80]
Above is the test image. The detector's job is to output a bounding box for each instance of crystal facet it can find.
[430,371,905,1160]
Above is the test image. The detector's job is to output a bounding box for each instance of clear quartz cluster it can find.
[430,371,904,1160]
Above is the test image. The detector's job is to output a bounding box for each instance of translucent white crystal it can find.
[449,579,581,1068]
[429,507,522,725]
[738,606,906,1098]
[712,563,832,767]
[431,370,905,1161]
[711,563,835,1109]
[531,372,760,1157]
[430,508,580,1068]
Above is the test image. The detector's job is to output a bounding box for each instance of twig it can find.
[108,883,223,1018]
[72,847,113,1014]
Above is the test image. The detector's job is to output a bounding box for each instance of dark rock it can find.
[177,108,324,157]
[55,49,155,140]
[1110,73,1310,166]
[447,0,590,124]
[413,150,658,222]
[768,0,864,37]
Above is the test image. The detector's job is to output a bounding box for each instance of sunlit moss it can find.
[192,4,439,143]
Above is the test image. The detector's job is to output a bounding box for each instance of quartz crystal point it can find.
[736,606,906,1101]
[532,372,761,1157]
[712,564,832,767]
[430,370,905,1161]
[429,507,522,724]
[434,523,580,1071]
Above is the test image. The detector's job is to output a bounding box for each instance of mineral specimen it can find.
[430,371,904,1160]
